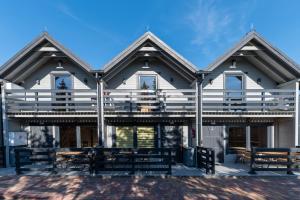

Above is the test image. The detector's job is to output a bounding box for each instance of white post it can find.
[267,125,275,148]
[183,126,189,147]
[100,80,105,146]
[246,126,251,151]
[1,83,9,167]
[295,81,299,147]
[76,126,81,148]
[195,82,199,147]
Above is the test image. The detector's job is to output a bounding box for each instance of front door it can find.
[60,126,76,148]
[202,126,224,163]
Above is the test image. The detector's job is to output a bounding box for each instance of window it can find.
[55,74,72,90]
[53,74,72,111]
[225,74,244,111]
[225,74,243,97]
[139,75,157,90]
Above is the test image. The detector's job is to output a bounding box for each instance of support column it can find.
[267,125,275,148]
[196,72,204,146]
[76,126,81,148]
[295,81,299,147]
[246,126,251,151]
[1,83,9,167]
[96,72,105,147]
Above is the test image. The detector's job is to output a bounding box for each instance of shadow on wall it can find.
[29,126,58,148]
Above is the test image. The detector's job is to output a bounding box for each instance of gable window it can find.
[53,74,72,111]
[55,74,72,90]
[225,74,244,111]
[138,75,157,112]
[139,75,157,90]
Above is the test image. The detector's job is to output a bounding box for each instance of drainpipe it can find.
[1,81,9,167]
[96,72,104,147]
[196,72,205,147]
[295,81,299,147]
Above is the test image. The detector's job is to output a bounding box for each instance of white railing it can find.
[203,89,296,112]
[4,88,296,115]
[5,89,97,113]
[104,89,196,112]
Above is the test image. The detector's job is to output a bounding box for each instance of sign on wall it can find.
[9,132,28,146]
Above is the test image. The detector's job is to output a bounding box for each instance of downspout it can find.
[0,81,9,167]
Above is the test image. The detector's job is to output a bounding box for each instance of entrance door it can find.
[227,127,246,153]
[60,126,76,148]
[81,127,98,147]
[203,126,224,163]
[251,126,267,148]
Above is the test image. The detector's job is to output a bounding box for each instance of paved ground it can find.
[0,175,299,200]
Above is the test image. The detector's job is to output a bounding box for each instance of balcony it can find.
[202,89,296,117]
[4,88,296,118]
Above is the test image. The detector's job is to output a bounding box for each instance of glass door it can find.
[54,74,72,111]
[225,74,244,111]
[139,75,157,112]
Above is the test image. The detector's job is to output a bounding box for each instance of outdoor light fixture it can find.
[122,78,126,85]
[142,60,150,69]
[36,79,40,85]
[230,59,237,68]
[257,78,261,84]
[84,78,88,84]
[56,60,64,69]
[209,79,213,84]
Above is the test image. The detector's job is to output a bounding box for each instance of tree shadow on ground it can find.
[0,176,300,199]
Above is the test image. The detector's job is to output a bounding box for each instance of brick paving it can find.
[0,176,299,200]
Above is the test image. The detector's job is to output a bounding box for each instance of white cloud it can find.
[186,0,255,57]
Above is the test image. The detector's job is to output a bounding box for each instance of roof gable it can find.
[103,32,198,81]
[205,31,300,83]
[0,32,92,81]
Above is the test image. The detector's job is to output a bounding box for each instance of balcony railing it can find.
[5,89,97,114]
[4,88,296,116]
[203,89,296,113]
[103,89,196,113]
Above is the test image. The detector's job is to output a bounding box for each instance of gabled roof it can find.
[0,32,92,80]
[205,31,300,83]
[103,31,198,79]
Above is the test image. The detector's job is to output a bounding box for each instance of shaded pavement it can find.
[0,176,300,200]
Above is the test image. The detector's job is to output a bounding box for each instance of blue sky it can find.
[0,0,300,69]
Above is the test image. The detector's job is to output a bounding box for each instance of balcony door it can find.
[225,74,244,111]
[53,74,72,111]
[138,75,157,112]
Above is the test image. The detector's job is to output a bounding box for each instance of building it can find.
[0,31,299,167]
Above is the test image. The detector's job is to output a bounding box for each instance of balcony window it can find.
[139,75,157,90]
[225,74,244,111]
[54,74,72,111]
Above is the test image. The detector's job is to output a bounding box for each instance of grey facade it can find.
[0,31,299,167]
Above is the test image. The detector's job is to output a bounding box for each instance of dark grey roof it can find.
[205,31,300,81]
[0,32,92,78]
[103,31,198,74]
